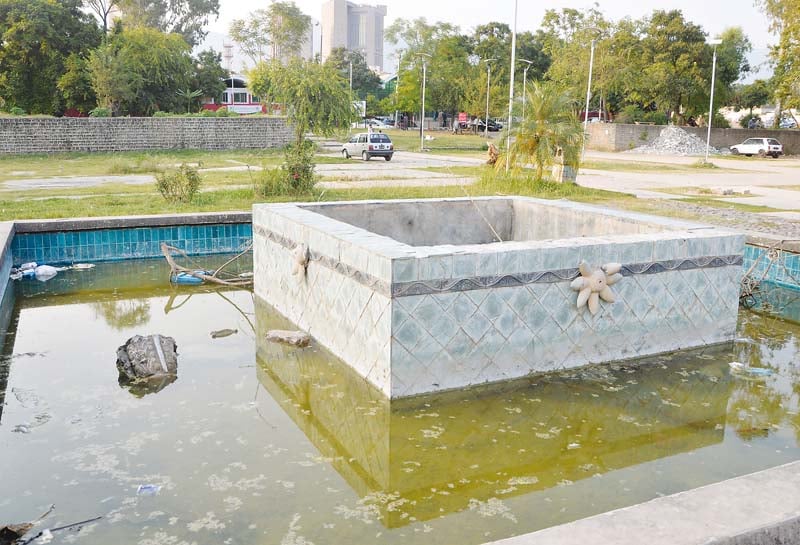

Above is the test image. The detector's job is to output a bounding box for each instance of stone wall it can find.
[0,117,292,154]
[587,123,800,155]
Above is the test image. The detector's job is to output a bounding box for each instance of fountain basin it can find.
[253,197,744,398]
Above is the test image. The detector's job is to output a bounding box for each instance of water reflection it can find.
[254,298,738,529]
[93,299,152,330]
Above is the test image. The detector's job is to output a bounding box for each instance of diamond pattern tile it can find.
[391,266,741,397]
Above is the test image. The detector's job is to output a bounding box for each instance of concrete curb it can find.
[485,460,800,545]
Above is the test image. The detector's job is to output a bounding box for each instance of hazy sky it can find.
[209,0,775,48]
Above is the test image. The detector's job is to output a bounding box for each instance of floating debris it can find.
[728,361,773,378]
[170,271,208,286]
[211,329,238,339]
[137,484,161,496]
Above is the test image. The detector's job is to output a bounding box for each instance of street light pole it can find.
[418,53,432,151]
[483,58,496,138]
[505,0,518,172]
[705,39,722,163]
[518,60,534,121]
[394,50,403,128]
[581,38,596,159]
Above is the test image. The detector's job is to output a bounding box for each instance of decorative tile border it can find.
[393,255,744,297]
[255,225,743,299]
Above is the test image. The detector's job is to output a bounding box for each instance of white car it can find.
[730,138,783,158]
[342,132,394,161]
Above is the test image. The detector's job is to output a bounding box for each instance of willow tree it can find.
[506,81,584,181]
[249,59,353,192]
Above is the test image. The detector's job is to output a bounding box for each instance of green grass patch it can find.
[0,168,635,221]
[0,149,289,181]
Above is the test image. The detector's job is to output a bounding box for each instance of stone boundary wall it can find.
[0,117,292,154]
[587,123,800,155]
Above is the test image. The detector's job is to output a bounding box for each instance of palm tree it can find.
[505,81,584,181]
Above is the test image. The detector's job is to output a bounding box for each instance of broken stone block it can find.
[265,330,311,348]
[116,335,178,396]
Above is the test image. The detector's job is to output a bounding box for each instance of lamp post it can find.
[483,58,497,138]
[394,49,403,128]
[418,53,432,151]
[505,0,518,172]
[581,38,597,159]
[518,59,535,120]
[705,38,722,163]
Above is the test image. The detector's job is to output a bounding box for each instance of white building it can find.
[321,0,387,71]
[203,75,264,115]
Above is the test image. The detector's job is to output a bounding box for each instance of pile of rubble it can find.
[628,126,725,156]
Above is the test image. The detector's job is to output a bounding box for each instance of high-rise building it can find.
[321,0,387,71]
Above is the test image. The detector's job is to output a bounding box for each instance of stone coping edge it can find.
[483,460,800,545]
[13,211,252,233]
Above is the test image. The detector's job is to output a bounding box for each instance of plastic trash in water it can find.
[136,484,161,496]
[71,263,96,271]
[728,361,773,377]
[34,265,59,282]
[19,262,37,271]
[170,271,208,285]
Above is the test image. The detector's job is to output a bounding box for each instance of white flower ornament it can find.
[570,262,623,315]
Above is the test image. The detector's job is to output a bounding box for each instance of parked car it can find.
[479,119,503,132]
[730,138,783,158]
[342,132,394,161]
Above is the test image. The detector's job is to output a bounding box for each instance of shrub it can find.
[641,111,667,125]
[256,141,316,196]
[257,167,291,196]
[711,112,730,129]
[9,106,26,116]
[155,164,203,203]
[152,111,170,117]
[89,107,111,117]
[615,105,643,124]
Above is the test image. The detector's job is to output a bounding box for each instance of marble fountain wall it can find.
[253,197,745,398]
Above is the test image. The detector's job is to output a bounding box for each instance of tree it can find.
[249,59,353,147]
[84,0,118,34]
[193,49,227,103]
[506,82,584,180]
[0,0,101,114]
[249,59,353,193]
[385,17,459,54]
[229,2,311,67]
[88,26,193,115]
[57,53,97,113]
[117,0,220,47]
[731,80,773,113]
[758,0,800,116]
[324,48,382,99]
[638,10,707,119]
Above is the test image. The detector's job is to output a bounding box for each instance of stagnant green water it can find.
[2,259,800,544]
